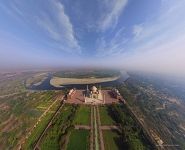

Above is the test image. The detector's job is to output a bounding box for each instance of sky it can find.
[0,0,185,77]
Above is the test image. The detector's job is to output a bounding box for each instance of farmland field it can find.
[0,89,60,149]
[23,99,60,149]
[74,105,91,125]
[67,129,90,150]
[23,112,53,149]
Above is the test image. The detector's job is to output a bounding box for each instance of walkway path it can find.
[100,125,120,131]
[94,106,100,150]
[68,105,122,150]
[74,125,91,130]
[96,106,105,150]
[90,106,94,150]
[74,105,117,150]
[0,92,22,98]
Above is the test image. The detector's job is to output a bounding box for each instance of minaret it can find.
[86,85,89,97]
[84,94,86,103]
[99,85,101,91]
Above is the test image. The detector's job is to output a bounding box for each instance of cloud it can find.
[132,25,143,38]
[116,0,185,77]
[94,0,128,56]
[0,1,25,22]
[0,0,81,54]
[36,1,81,53]
[121,35,185,77]
[1,0,185,77]
[96,27,128,57]
[131,1,185,44]
[98,0,128,31]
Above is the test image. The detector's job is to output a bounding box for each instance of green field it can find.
[67,130,90,150]
[74,105,91,125]
[103,130,123,150]
[40,104,78,150]
[99,106,116,125]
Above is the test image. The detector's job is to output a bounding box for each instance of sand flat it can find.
[50,76,120,87]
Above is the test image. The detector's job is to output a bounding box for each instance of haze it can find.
[0,0,185,78]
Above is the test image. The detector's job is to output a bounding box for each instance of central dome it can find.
[91,86,97,92]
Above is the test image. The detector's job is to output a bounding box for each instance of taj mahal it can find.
[66,85,122,104]
[84,85,105,104]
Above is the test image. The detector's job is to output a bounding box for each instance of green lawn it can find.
[103,130,123,150]
[67,130,89,150]
[99,106,116,125]
[74,105,91,125]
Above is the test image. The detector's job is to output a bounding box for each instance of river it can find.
[28,71,129,90]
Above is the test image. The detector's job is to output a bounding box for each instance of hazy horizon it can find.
[0,0,185,78]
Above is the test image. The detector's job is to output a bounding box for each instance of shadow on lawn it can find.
[112,130,128,149]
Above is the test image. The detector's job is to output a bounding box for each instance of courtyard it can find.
[65,90,121,104]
